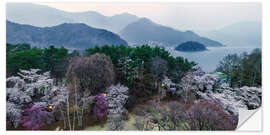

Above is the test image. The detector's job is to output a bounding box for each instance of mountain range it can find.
[7,3,224,47]
[120,18,223,46]
[6,21,127,49]
[6,3,139,33]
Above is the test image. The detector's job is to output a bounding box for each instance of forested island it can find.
[175,41,207,52]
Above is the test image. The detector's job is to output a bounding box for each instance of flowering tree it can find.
[234,86,262,109]
[17,69,53,98]
[105,84,129,130]
[6,102,22,128]
[50,86,69,129]
[180,66,262,117]
[6,69,69,129]
[181,72,195,105]
[191,67,261,115]
[192,74,220,93]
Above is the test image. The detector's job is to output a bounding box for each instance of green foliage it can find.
[216,48,261,87]
[86,45,196,83]
[175,41,207,52]
[42,46,68,71]
[6,43,68,77]
[7,44,44,76]
[86,45,132,65]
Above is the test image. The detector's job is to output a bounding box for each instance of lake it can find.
[165,46,260,73]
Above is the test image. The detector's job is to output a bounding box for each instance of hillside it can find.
[6,21,128,49]
[120,18,223,47]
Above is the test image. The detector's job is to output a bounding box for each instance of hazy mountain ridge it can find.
[6,20,128,49]
[202,21,261,47]
[7,3,223,47]
[6,3,76,27]
[120,18,223,47]
[6,3,139,33]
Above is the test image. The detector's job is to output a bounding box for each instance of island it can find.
[175,41,207,52]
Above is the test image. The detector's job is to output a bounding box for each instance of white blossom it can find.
[7,88,31,105]
[105,84,129,114]
[105,84,129,130]
[6,69,69,128]
[172,67,262,116]
[6,102,22,128]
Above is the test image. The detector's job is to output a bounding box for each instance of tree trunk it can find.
[60,109,66,129]
[67,95,72,130]
[252,72,257,86]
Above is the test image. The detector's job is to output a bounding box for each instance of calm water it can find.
[165,46,260,72]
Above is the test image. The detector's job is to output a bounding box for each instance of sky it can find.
[37,2,262,31]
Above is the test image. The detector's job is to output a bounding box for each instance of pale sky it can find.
[37,2,262,31]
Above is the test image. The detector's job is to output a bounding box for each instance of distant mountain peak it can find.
[56,22,90,28]
[185,30,196,34]
[137,18,155,24]
[111,12,138,18]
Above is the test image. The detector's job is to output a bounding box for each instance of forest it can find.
[6,43,261,130]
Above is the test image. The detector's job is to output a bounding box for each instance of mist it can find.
[37,2,262,31]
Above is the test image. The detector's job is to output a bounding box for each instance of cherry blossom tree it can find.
[105,84,129,130]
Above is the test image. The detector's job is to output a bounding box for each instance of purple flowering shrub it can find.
[20,105,53,130]
[93,94,108,120]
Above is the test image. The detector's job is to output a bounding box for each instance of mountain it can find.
[61,11,139,33]
[6,21,128,49]
[6,3,139,33]
[120,18,223,47]
[203,21,261,47]
[6,3,75,27]
[175,41,207,52]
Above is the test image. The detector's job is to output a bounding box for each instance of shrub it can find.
[106,114,126,130]
[93,94,108,120]
[133,101,188,130]
[185,100,238,130]
[20,105,53,130]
